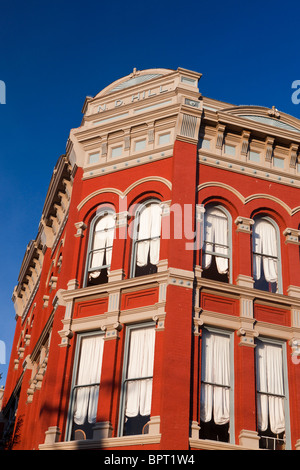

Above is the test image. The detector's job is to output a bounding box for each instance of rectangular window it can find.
[200,328,234,444]
[158,133,170,145]
[88,152,100,164]
[67,332,104,441]
[132,202,162,278]
[256,338,290,450]
[134,139,146,151]
[224,144,236,156]
[119,324,156,436]
[249,150,260,162]
[273,157,285,169]
[202,206,230,284]
[181,76,197,86]
[199,138,211,150]
[111,145,123,158]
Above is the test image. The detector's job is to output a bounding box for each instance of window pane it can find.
[111,146,122,158]
[87,213,115,286]
[256,340,286,450]
[249,151,260,162]
[224,144,236,156]
[202,206,229,283]
[122,326,155,436]
[133,202,161,277]
[273,157,284,169]
[252,218,278,292]
[88,152,100,164]
[70,334,104,440]
[158,133,170,145]
[200,330,231,443]
[134,139,146,151]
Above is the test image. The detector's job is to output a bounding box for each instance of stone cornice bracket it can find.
[265,136,274,163]
[114,211,130,227]
[234,216,254,233]
[101,322,122,340]
[289,143,299,169]
[241,130,250,157]
[216,124,225,149]
[74,221,87,238]
[237,326,258,347]
[153,312,166,331]
[159,200,171,217]
[283,227,300,245]
[289,338,300,365]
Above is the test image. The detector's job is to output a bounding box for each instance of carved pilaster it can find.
[241,130,250,158]
[265,136,274,163]
[216,124,225,149]
[289,143,299,169]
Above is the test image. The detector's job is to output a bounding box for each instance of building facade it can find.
[2,67,300,450]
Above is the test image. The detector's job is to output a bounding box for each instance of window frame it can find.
[255,336,291,450]
[130,198,162,279]
[200,326,235,444]
[83,208,115,287]
[118,321,156,437]
[65,330,105,441]
[202,204,233,283]
[252,215,283,294]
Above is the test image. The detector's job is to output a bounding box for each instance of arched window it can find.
[84,210,115,286]
[252,217,282,294]
[131,200,162,278]
[202,205,231,283]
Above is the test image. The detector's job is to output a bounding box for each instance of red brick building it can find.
[2,67,300,450]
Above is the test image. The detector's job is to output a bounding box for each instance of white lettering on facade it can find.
[97,85,171,113]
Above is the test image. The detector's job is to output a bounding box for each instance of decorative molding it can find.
[265,136,274,162]
[236,275,254,289]
[238,429,260,449]
[241,130,250,157]
[283,227,300,245]
[234,216,254,233]
[216,124,225,149]
[74,221,87,238]
[77,176,172,212]
[39,433,161,450]
[289,143,299,169]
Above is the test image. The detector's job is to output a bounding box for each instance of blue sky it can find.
[0,0,300,385]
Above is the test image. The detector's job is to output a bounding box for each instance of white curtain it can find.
[200,331,230,425]
[203,207,229,274]
[73,334,104,425]
[90,213,115,272]
[136,203,161,267]
[253,219,278,283]
[256,341,285,434]
[125,327,155,418]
